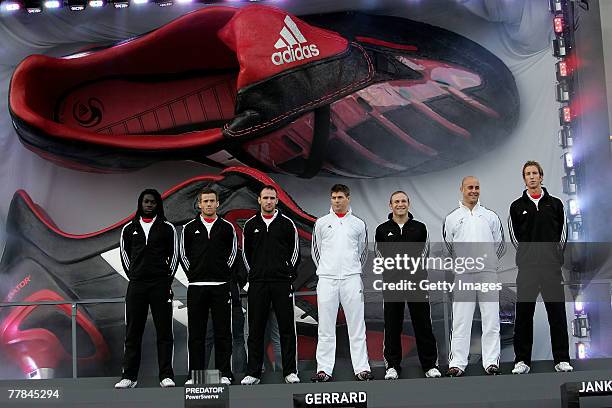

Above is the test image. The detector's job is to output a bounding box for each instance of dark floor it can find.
[0,359,610,408]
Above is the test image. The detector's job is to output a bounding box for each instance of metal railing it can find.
[1,280,610,379]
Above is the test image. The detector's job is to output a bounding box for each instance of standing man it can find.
[509,161,572,374]
[180,188,237,385]
[311,184,373,382]
[375,191,441,380]
[443,177,504,377]
[240,185,300,385]
[115,189,178,389]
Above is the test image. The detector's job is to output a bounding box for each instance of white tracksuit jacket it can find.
[311,208,370,374]
[312,208,368,277]
[443,201,505,371]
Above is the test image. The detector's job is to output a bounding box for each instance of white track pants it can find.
[448,272,500,370]
[316,275,370,375]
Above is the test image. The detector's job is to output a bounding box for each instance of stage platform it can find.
[0,359,610,407]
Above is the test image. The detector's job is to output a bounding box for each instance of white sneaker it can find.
[114,379,137,389]
[512,361,530,374]
[555,361,574,372]
[160,378,175,388]
[425,368,442,378]
[184,378,194,385]
[384,368,398,380]
[240,375,260,385]
[284,373,300,384]
[221,377,232,385]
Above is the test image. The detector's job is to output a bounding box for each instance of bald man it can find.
[442,177,505,377]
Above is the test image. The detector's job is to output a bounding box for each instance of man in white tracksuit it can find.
[443,176,505,376]
[311,184,373,382]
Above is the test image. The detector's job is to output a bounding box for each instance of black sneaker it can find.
[311,371,332,383]
[446,367,464,377]
[355,371,374,381]
[485,365,501,375]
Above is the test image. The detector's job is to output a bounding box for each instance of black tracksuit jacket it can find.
[375,212,429,279]
[120,218,178,282]
[242,211,300,283]
[179,216,238,283]
[509,188,567,268]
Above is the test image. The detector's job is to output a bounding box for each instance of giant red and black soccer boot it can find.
[0,267,110,379]
[9,5,518,178]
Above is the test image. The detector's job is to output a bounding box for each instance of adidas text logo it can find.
[271,15,320,66]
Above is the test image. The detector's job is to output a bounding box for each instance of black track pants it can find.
[246,281,297,378]
[187,283,233,379]
[121,280,174,381]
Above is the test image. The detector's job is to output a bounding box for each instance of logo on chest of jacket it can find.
[522,210,527,215]
[133,231,138,235]
[195,230,200,234]
[387,232,393,236]
[254,229,260,233]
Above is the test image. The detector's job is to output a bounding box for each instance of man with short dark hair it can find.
[180,187,237,385]
[115,189,178,389]
[311,184,372,382]
[509,161,572,374]
[241,185,300,385]
[375,191,441,380]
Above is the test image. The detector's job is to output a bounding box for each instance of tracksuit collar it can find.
[387,211,414,224]
[259,209,279,222]
[330,207,352,218]
[199,214,218,226]
[459,200,481,214]
[522,186,550,201]
[139,215,157,224]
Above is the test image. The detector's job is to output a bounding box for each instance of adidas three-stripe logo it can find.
[271,15,320,66]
